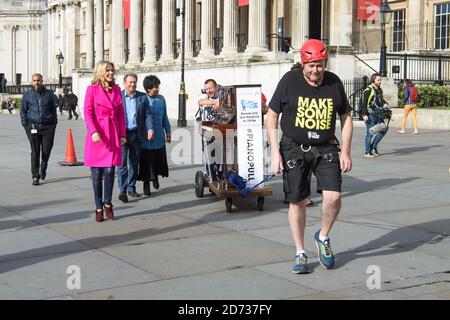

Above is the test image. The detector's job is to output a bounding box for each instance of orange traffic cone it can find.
[58,128,84,166]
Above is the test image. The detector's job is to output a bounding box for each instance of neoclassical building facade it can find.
[44,0,356,118]
[7,1,450,117]
[46,0,354,78]
[0,0,47,86]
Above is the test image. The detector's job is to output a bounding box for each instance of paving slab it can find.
[0,250,158,300]
[1,114,450,299]
[255,250,450,293]
[71,268,318,300]
[101,232,294,279]
[49,213,228,248]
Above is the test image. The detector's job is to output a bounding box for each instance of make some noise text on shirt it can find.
[295,97,334,130]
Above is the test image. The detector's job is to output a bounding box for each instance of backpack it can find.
[357,86,375,115]
[408,86,419,103]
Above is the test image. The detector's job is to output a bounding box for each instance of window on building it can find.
[435,3,450,49]
[392,10,405,52]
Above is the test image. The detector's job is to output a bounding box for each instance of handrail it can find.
[266,33,294,50]
[348,85,366,100]
[353,53,378,74]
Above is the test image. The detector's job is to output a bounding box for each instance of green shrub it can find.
[399,84,450,108]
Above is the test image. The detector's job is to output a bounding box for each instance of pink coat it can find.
[83,83,126,167]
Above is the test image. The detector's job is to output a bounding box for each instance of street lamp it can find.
[379,0,393,77]
[56,50,65,88]
[177,0,187,127]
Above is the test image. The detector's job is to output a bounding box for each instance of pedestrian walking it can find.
[83,61,126,222]
[398,79,419,135]
[117,72,154,203]
[20,73,58,185]
[266,39,353,273]
[138,75,171,196]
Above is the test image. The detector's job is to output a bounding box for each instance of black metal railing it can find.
[173,41,181,60]
[214,36,223,55]
[156,45,162,61]
[386,53,450,84]
[236,33,248,53]
[3,83,72,94]
[342,77,369,120]
[192,40,201,57]
[267,33,293,53]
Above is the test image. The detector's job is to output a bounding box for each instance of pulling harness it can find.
[283,137,340,172]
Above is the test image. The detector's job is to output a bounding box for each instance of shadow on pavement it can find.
[383,144,443,156]
[0,220,207,274]
[342,176,420,198]
[335,219,450,269]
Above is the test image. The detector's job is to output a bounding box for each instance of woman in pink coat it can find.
[84,61,126,222]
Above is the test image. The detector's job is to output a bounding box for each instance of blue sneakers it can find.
[314,230,335,269]
[292,253,309,274]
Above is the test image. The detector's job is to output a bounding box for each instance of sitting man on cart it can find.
[267,39,353,274]
[197,79,220,120]
[197,79,222,180]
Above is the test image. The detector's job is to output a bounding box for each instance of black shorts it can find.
[280,140,342,204]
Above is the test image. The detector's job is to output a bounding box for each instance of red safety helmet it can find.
[300,39,329,64]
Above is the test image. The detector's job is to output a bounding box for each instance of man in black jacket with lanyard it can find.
[20,74,58,185]
[267,39,353,274]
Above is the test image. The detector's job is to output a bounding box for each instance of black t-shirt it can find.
[269,69,351,145]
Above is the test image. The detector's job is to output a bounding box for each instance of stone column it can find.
[111,0,125,66]
[47,7,54,79]
[221,0,238,56]
[128,0,143,65]
[407,0,425,49]
[246,0,268,53]
[52,8,59,79]
[37,24,43,74]
[66,2,76,74]
[86,0,95,68]
[291,0,309,51]
[12,26,17,85]
[59,5,66,75]
[328,0,354,80]
[185,0,194,59]
[3,26,14,84]
[160,0,176,61]
[95,0,104,62]
[28,26,35,80]
[143,0,158,63]
[198,0,215,57]
[329,0,352,47]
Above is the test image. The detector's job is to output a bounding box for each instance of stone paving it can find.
[0,113,449,300]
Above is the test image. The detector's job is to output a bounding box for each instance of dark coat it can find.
[121,90,154,143]
[64,93,78,110]
[20,87,58,127]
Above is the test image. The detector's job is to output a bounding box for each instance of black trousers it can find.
[24,123,56,179]
[68,107,78,119]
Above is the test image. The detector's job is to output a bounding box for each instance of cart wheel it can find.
[257,197,264,211]
[195,171,205,198]
[225,198,233,213]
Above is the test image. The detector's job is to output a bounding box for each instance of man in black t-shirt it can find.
[267,39,353,274]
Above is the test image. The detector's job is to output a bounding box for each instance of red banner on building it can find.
[123,0,130,29]
[357,0,381,21]
[238,0,249,7]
